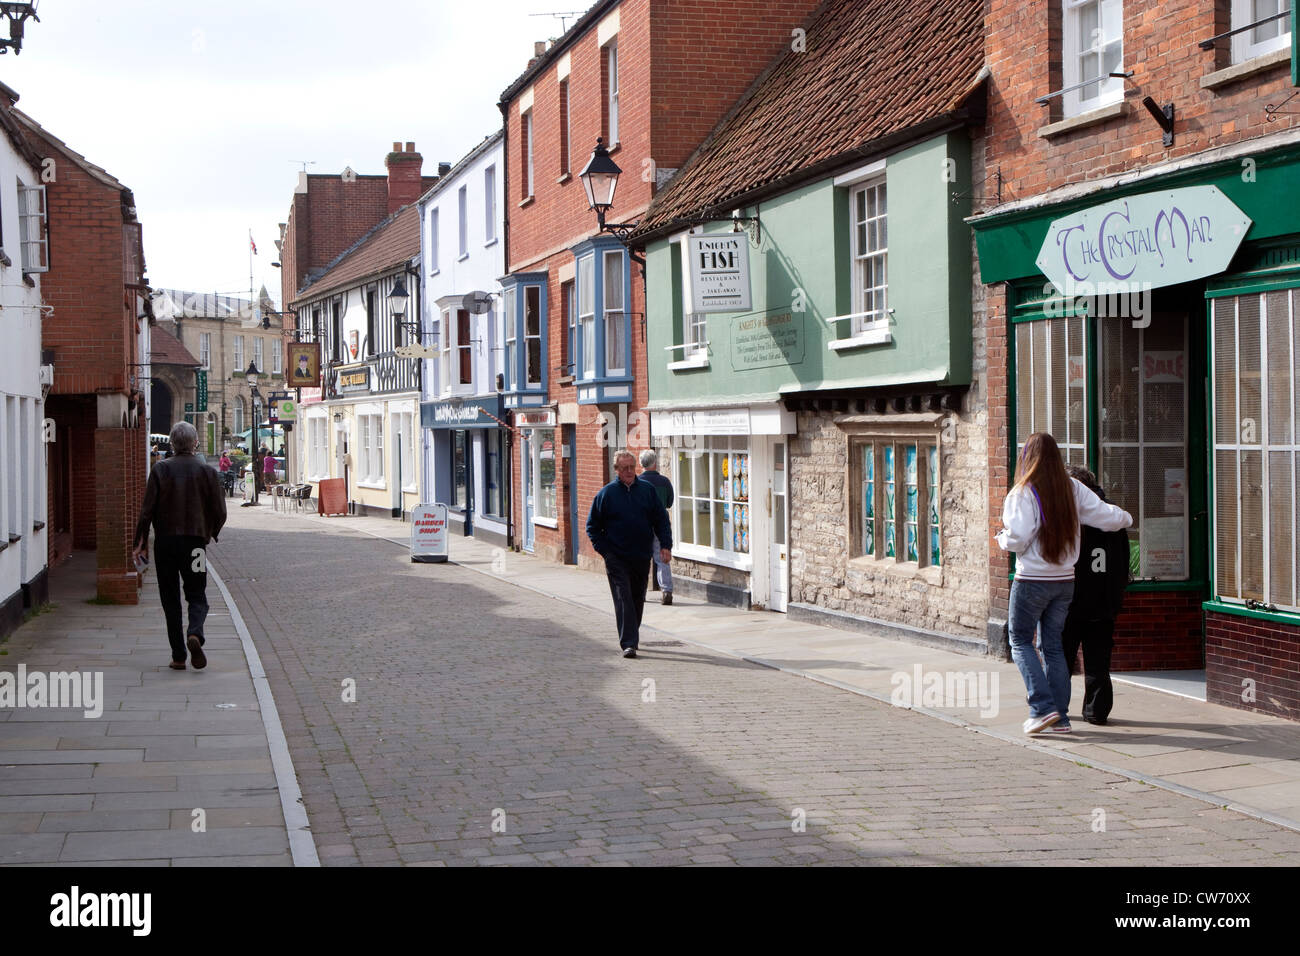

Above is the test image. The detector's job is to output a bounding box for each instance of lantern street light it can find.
[0,2,40,55]
[579,138,641,244]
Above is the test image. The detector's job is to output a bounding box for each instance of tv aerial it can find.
[529,10,585,34]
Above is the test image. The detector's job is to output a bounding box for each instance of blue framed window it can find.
[571,237,631,402]
[500,272,548,405]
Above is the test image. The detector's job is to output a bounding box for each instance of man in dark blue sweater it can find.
[587,450,673,658]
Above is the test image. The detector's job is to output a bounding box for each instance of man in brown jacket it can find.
[132,421,227,670]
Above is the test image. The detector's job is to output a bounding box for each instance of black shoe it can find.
[187,634,207,670]
[662,592,672,606]
[622,647,637,659]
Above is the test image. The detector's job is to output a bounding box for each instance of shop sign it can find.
[338,366,370,393]
[411,502,449,563]
[275,399,297,423]
[689,234,752,314]
[516,408,556,428]
[1037,186,1251,296]
[730,311,805,371]
[196,370,208,412]
[656,408,751,436]
[421,396,505,429]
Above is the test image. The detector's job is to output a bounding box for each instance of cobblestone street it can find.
[208,509,1300,866]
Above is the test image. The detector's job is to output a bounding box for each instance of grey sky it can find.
[2,0,574,306]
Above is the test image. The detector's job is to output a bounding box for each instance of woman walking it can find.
[996,433,1132,735]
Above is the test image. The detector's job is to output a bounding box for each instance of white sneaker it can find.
[1023,712,1060,734]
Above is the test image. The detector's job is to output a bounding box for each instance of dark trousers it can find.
[1062,614,1115,723]
[155,535,210,663]
[604,552,651,650]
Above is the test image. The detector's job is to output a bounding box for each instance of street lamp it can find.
[243,361,263,506]
[579,138,638,240]
[0,2,40,55]
[388,276,410,321]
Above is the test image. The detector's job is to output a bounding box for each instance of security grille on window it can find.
[850,180,888,336]
[1014,314,1088,466]
[17,183,47,273]
[604,250,625,375]
[674,438,752,557]
[1062,0,1124,115]
[1212,290,1299,612]
[857,440,942,566]
[579,256,595,378]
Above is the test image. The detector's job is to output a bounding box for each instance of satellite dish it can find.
[462,290,493,314]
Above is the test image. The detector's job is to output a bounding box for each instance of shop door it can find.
[521,433,535,552]
[564,424,579,564]
[769,440,789,612]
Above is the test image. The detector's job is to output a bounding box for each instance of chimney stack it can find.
[385,141,424,215]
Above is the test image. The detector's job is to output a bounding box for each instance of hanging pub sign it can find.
[689,234,752,314]
[288,343,320,386]
[1036,186,1251,296]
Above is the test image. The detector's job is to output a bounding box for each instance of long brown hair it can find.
[1013,432,1078,565]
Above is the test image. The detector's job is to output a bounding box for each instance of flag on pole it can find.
[249,231,258,255]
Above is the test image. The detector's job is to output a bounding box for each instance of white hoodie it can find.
[996,477,1133,580]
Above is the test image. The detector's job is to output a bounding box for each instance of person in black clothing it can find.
[638,449,675,605]
[587,450,673,658]
[132,421,227,670]
[1062,464,1131,724]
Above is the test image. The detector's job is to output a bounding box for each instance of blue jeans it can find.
[1008,578,1075,724]
[651,533,672,593]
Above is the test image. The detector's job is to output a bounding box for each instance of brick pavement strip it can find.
[204,508,1300,867]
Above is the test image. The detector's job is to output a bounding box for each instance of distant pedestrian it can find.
[639,449,675,605]
[587,450,673,658]
[132,421,227,671]
[263,448,277,486]
[218,451,232,473]
[996,432,1131,735]
[1062,465,1131,725]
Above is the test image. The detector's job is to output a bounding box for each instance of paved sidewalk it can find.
[270,505,1300,832]
[0,552,310,866]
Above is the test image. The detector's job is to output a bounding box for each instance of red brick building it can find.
[497,0,824,566]
[971,2,1300,716]
[13,108,151,604]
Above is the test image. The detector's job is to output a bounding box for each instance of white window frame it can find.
[307,415,329,480]
[272,337,282,375]
[1062,0,1125,117]
[579,255,595,379]
[484,165,497,243]
[504,287,518,389]
[671,437,754,569]
[524,286,542,386]
[603,249,626,376]
[531,426,558,523]
[253,337,264,372]
[849,179,888,338]
[1211,290,1299,612]
[232,397,244,436]
[398,411,416,492]
[458,185,468,259]
[199,332,211,369]
[428,208,440,274]
[17,183,48,274]
[356,411,385,487]
[523,109,535,198]
[233,334,245,371]
[606,41,620,145]
[1231,0,1293,63]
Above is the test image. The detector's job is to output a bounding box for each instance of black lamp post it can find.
[0,2,40,55]
[579,138,640,243]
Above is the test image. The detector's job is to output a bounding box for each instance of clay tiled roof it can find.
[293,203,419,303]
[150,324,201,367]
[636,0,984,239]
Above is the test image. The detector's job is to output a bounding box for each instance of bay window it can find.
[504,288,517,389]
[525,287,542,386]
[604,250,626,375]
[580,256,595,378]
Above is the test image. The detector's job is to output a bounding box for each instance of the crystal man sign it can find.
[689,234,752,314]
[1036,186,1251,296]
